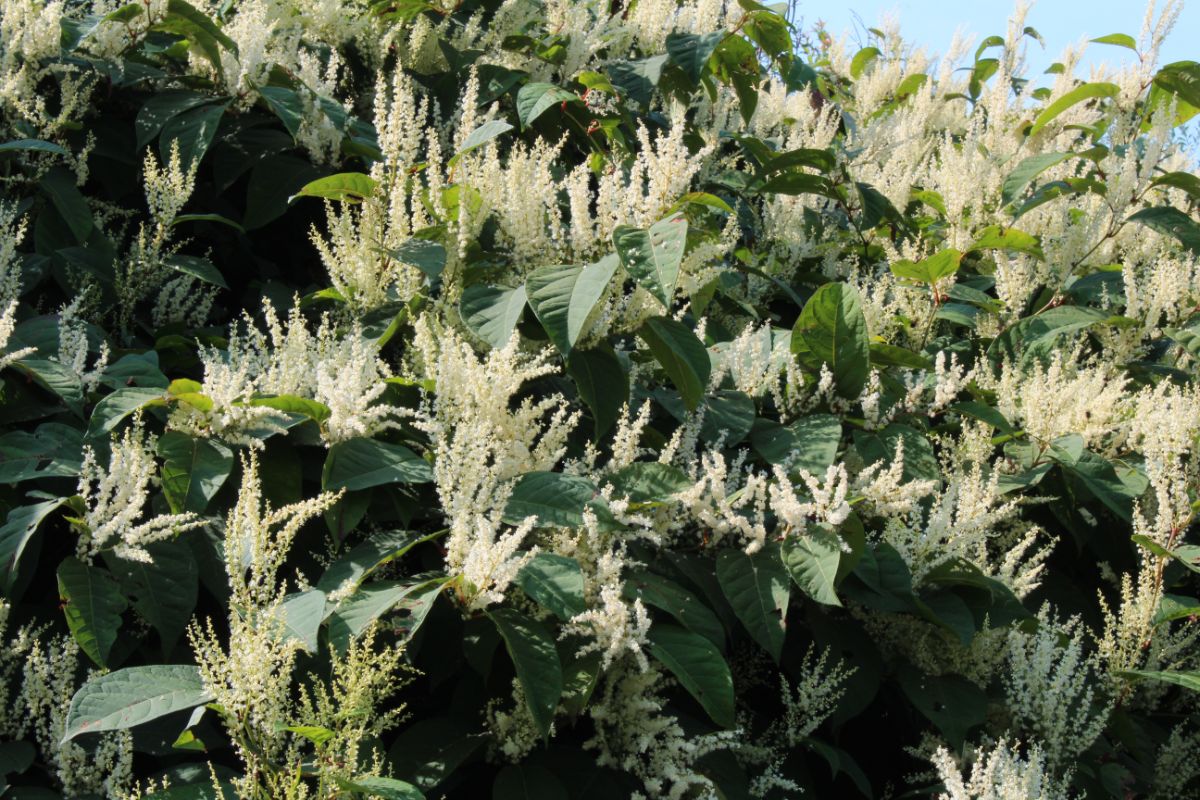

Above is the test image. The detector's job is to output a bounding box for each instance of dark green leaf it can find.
[792,283,871,398]
[322,438,433,491]
[157,432,233,514]
[646,624,735,727]
[638,316,711,412]
[57,557,128,667]
[63,665,214,741]
[613,215,688,308]
[460,284,528,349]
[781,527,842,606]
[526,255,617,355]
[502,472,597,528]
[488,608,562,739]
[516,553,585,620]
[716,545,789,661]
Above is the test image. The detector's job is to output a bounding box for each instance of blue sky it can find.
[802,1,1197,78]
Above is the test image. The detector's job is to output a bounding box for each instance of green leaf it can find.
[567,345,628,439]
[62,665,214,742]
[291,172,378,204]
[450,120,514,165]
[135,91,214,150]
[0,499,64,593]
[613,215,688,308]
[623,570,724,649]
[1119,669,1200,692]
[608,462,691,504]
[257,86,305,139]
[967,225,1044,259]
[171,213,245,233]
[869,342,933,369]
[39,166,93,243]
[58,557,128,667]
[271,588,327,653]
[488,608,562,739]
[781,527,842,606]
[1090,33,1137,51]
[0,139,69,156]
[889,249,961,284]
[322,438,433,491]
[385,239,447,282]
[526,255,618,356]
[751,414,842,473]
[516,553,585,620]
[317,530,440,594]
[638,316,711,412]
[109,543,198,654]
[387,716,486,790]
[160,101,228,173]
[87,387,166,437]
[157,432,234,514]
[337,776,425,800]
[646,624,735,728]
[460,284,527,349]
[791,283,871,399]
[515,83,578,129]
[248,394,332,425]
[665,31,727,82]
[502,471,597,528]
[1002,152,1075,206]
[716,545,790,661]
[896,665,987,747]
[162,253,229,289]
[1128,206,1200,254]
[1028,82,1120,136]
[493,765,568,800]
[328,579,442,652]
[850,46,881,80]
[1150,171,1200,202]
[607,55,669,106]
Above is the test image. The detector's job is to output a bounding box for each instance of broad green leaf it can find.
[328,579,440,652]
[1001,152,1075,206]
[502,472,597,529]
[1090,33,1137,51]
[607,462,691,504]
[257,86,305,139]
[751,414,841,473]
[613,215,688,308]
[248,394,332,425]
[160,101,228,173]
[336,776,425,800]
[526,255,618,355]
[0,139,69,156]
[493,765,568,800]
[665,31,727,82]
[162,254,228,289]
[1150,171,1200,202]
[460,284,527,349]
[62,665,214,741]
[896,665,986,747]
[0,423,84,482]
[109,543,198,654]
[1128,206,1200,254]
[869,342,933,369]
[450,120,514,165]
[387,716,486,790]
[781,527,842,606]
[988,305,1107,364]
[385,238,447,282]
[716,545,790,662]
[850,46,881,79]
[607,55,669,106]
[39,166,92,243]
[515,83,578,129]
[638,316,711,412]
[516,553,585,620]
[1154,594,1200,626]
[1028,82,1119,136]
[791,283,871,399]
[1119,669,1200,692]
[157,432,233,514]
[87,387,166,437]
[290,172,377,204]
[272,589,327,652]
[890,249,961,284]
[646,624,735,728]
[322,438,432,491]
[623,570,724,649]
[0,499,64,593]
[567,345,628,439]
[317,529,440,594]
[58,556,128,667]
[135,91,214,150]
[967,225,1044,259]
[488,608,562,739]
[1132,535,1200,574]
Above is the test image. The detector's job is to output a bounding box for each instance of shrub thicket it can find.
[1,0,1199,798]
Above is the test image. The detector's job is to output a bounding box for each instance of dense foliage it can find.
[1,0,1200,797]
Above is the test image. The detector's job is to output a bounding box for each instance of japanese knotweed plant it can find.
[0,0,1198,798]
